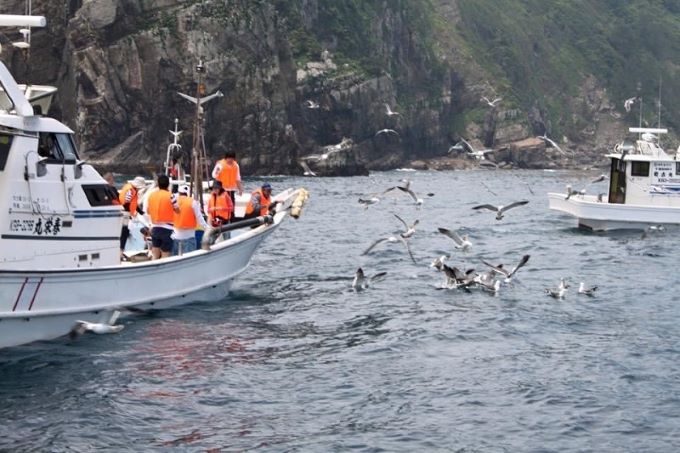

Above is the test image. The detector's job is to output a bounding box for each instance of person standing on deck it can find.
[206,180,234,227]
[172,185,209,255]
[146,174,179,259]
[211,151,243,206]
[118,176,147,258]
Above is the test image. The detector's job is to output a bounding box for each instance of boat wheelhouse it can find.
[548,127,680,231]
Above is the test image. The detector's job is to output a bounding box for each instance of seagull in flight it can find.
[546,278,569,299]
[481,254,530,283]
[362,235,416,263]
[396,186,434,206]
[384,103,400,116]
[358,197,381,209]
[304,99,320,109]
[578,282,598,297]
[375,129,399,138]
[590,174,608,184]
[457,138,494,160]
[537,133,567,155]
[394,214,419,238]
[481,96,502,107]
[299,160,317,176]
[352,268,387,291]
[624,96,637,113]
[448,142,465,154]
[437,227,472,251]
[472,200,529,220]
[430,254,450,271]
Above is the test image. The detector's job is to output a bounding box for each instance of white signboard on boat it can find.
[652,161,680,185]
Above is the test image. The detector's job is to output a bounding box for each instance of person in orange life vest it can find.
[118,176,147,256]
[172,185,209,255]
[244,183,273,219]
[206,180,234,227]
[211,151,243,205]
[146,174,180,259]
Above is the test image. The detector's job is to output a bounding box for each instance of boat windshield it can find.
[38,132,79,162]
[0,84,15,113]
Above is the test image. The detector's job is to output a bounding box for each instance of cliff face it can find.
[0,1,678,175]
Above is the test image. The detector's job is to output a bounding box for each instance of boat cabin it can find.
[605,128,680,206]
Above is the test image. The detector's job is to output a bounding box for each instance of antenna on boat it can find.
[165,118,182,177]
[177,59,223,209]
[657,75,662,130]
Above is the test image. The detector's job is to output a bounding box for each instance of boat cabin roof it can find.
[0,114,73,134]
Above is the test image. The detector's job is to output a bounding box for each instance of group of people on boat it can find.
[110,151,273,261]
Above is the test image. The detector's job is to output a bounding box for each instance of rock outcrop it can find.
[0,0,672,176]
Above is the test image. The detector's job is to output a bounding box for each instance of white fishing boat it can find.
[0,15,308,349]
[548,127,680,231]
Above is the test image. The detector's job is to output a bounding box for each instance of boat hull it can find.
[0,221,277,349]
[548,192,680,230]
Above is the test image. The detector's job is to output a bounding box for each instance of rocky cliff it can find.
[0,0,678,176]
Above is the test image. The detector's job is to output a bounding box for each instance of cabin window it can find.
[82,184,116,206]
[0,134,12,171]
[38,132,79,162]
[631,161,650,177]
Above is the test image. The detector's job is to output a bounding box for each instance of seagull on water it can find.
[69,311,124,339]
[394,214,419,238]
[384,103,400,117]
[641,224,665,239]
[481,254,530,283]
[358,197,381,209]
[624,96,637,113]
[437,227,472,252]
[481,96,502,108]
[362,235,416,264]
[578,282,598,297]
[546,278,569,299]
[352,267,388,291]
[375,128,399,138]
[472,200,529,220]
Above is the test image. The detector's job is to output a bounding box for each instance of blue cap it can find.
[262,183,272,190]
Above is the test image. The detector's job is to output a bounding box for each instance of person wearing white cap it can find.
[172,184,210,255]
[118,176,147,258]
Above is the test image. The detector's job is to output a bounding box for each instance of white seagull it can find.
[590,174,608,184]
[394,214,419,238]
[304,99,320,109]
[624,96,637,113]
[437,227,472,251]
[384,103,400,117]
[481,254,530,283]
[430,254,450,271]
[537,133,567,155]
[299,160,317,176]
[546,278,569,299]
[69,311,124,339]
[352,267,388,291]
[578,282,598,297]
[358,197,381,209]
[375,128,399,138]
[472,200,529,220]
[362,235,416,264]
[481,96,502,107]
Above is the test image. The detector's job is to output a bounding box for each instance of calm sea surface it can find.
[2,170,680,452]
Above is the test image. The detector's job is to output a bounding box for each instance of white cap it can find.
[131,176,147,189]
[178,185,190,195]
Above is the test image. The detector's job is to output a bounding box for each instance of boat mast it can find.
[165,118,182,177]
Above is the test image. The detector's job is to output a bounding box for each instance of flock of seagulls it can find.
[353,175,601,300]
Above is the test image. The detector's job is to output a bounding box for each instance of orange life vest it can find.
[245,188,271,216]
[207,192,233,226]
[118,183,138,214]
[216,159,239,189]
[147,189,174,224]
[173,196,197,229]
